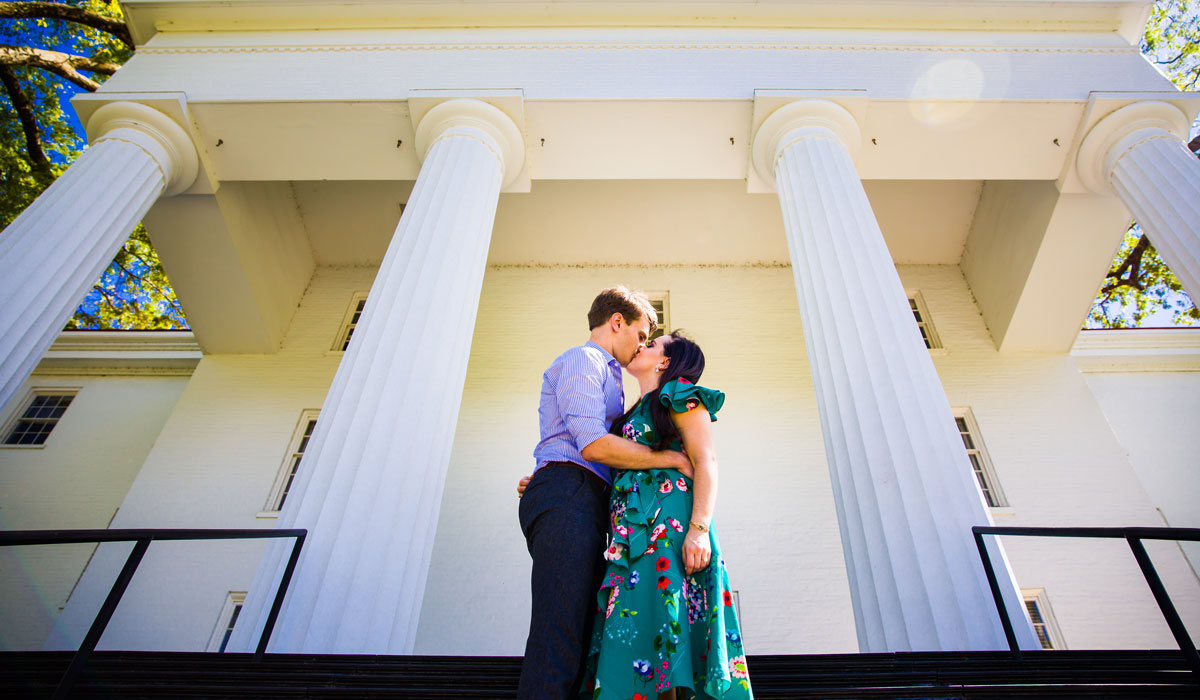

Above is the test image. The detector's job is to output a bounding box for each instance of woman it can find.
[583,330,752,700]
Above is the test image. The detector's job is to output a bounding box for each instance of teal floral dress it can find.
[582,378,753,700]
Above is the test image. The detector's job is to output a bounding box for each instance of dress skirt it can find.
[581,468,753,700]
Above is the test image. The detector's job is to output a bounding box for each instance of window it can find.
[647,292,670,341]
[3,391,77,446]
[954,409,1007,508]
[207,592,246,652]
[264,411,319,512]
[1022,588,1065,649]
[907,292,942,349]
[332,293,368,352]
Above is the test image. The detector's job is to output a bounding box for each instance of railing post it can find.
[973,528,1021,659]
[0,528,306,695]
[1126,536,1200,672]
[54,537,152,700]
[256,531,306,659]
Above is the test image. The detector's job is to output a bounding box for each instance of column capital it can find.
[86,102,199,197]
[751,99,862,189]
[1076,100,1191,196]
[413,98,526,190]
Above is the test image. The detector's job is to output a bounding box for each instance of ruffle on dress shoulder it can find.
[658,378,724,421]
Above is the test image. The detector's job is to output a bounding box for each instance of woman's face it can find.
[627,334,671,379]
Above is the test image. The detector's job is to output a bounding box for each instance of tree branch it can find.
[0,63,51,178]
[95,285,121,312]
[112,246,182,309]
[1102,234,1151,293]
[0,2,133,49]
[1152,49,1187,65]
[0,45,120,91]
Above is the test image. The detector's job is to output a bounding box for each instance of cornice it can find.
[122,1,1154,46]
[32,330,203,375]
[137,42,1137,57]
[1071,328,1200,372]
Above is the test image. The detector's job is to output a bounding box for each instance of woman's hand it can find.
[517,474,531,498]
[682,526,712,575]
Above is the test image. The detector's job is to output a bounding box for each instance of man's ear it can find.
[609,312,625,331]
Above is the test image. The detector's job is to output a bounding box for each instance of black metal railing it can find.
[0,527,306,699]
[973,525,1200,671]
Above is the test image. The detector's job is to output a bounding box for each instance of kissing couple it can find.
[517,286,754,700]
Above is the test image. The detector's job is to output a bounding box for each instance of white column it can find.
[230,99,525,654]
[0,102,197,410]
[752,99,1038,652]
[1077,101,1200,303]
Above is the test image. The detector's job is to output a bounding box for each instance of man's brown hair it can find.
[587,286,658,335]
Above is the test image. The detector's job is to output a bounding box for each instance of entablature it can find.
[121,1,1154,46]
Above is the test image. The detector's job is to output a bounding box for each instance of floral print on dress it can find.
[582,380,751,700]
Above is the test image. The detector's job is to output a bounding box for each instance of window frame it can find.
[1,388,80,449]
[646,291,670,341]
[206,591,247,652]
[331,292,369,353]
[1022,587,1066,650]
[261,410,320,516]
[906,290,943,350]
[952,407,1009,508]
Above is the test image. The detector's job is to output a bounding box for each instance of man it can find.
[517,286,692,699]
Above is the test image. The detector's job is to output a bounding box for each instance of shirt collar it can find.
[585,340,621,369]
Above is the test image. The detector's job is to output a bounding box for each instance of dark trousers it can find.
[517,463,610,700]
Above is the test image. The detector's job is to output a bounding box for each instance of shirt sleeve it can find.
[553,349,612,452]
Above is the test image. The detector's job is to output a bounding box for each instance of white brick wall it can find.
[904,266,1200,650]
[0,374,189,650]
[1081,369,1200,584]
[42,263,1199,654]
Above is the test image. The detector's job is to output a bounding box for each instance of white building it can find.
[1,0,1198,659]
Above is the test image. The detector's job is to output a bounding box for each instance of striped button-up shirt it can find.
[533,340,625,484]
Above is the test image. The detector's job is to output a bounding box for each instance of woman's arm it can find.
[673,404,717,575]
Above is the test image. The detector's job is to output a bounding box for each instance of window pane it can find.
[218,603,243,653]
[649,298,666,340]
[7,394,73,446]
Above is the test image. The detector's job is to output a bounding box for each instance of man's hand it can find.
[682,526,712,574]
[517,474,531,497]
[669,450,694,479]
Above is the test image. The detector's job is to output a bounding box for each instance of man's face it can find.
[614,315,651,367]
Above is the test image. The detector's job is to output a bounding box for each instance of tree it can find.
[0,1,185,329]
[1086,0,1200,328]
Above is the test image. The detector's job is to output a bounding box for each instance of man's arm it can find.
[581,434,692,477]
[518,436,692,498]
[551,348,690,476]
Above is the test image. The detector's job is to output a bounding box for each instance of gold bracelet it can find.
[690,521,709,532]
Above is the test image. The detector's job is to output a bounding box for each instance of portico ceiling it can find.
[290,178,982,267]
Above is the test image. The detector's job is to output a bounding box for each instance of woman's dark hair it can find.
[609,330,706,450]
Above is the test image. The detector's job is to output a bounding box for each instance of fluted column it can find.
[1077,101,1200,302]
[752,99,1037,652]
[230,99,525,654]
[0,102,198,410]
